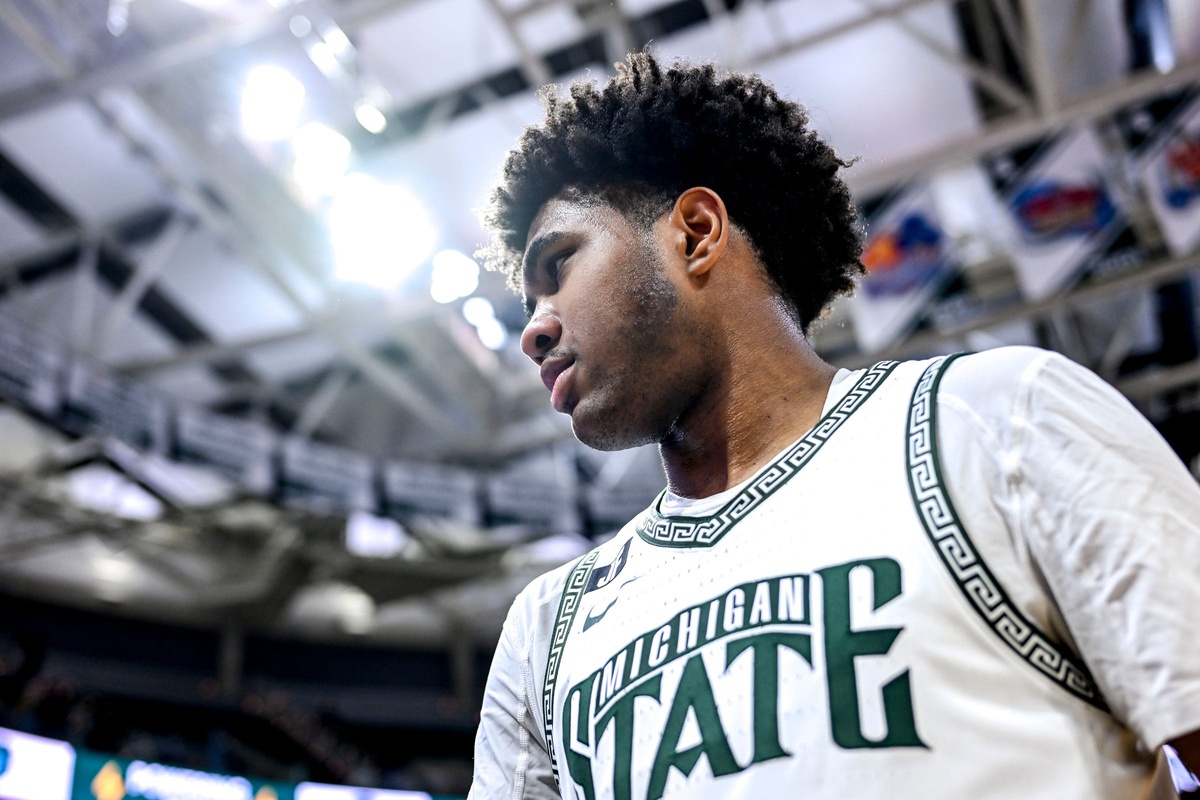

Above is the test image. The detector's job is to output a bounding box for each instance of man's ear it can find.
[669,187,728,278]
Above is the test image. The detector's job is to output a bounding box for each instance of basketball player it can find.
[467,53,1200,799]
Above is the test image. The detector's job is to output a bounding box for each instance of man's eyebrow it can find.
[521,230,570,290]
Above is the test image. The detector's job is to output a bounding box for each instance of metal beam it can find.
[1018,0,1058,115]
[854,0,1030,111]
[0,0,73,80]
[749,0,949,69]
[847,57,1200,196]
[0,0,420,122]
[113,294,435,375]
[836,251,1200,369]
[91,213,193,360]
[1118,358,1200,399]
[292,364,354,439]
[483,0,553,85]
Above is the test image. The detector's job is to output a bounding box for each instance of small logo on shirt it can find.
[584,539,633,594]
[583,577,639,632]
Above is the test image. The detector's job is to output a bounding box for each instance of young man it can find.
[468,53,1200,799]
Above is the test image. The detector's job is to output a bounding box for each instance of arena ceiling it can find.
[1,0,1199,658]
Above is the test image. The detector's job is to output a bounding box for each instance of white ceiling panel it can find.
[754,3,980,172]
[241,333,340,384]
[0,273,178,363]
[649,3,781,67]
[152,227,306,343]
[362,89,544,251]
[514,4,589,55]
[358,0,521,107]
[616,0,682,16]
[0,20,52,95]
[0,101,168,227]
[0,197,46,261]
[769,0,869,44]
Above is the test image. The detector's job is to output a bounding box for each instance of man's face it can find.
[519,194,711,451]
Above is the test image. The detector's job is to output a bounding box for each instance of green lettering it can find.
[726,631,813,765]
[818,558,926,750]
[562,677,597,800]
[647,655,739,800]
[594,675,662,800]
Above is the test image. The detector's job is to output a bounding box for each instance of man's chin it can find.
[569,404,658,452]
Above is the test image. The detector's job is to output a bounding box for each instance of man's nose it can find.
[520,311,562,363]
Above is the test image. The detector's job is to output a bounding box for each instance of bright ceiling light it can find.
[322,26,353,58]
[240,65,305,142]
[430,250,480,303]
[462,297,508,350]
[354,99,388,134]
[289,15,312,37]
[476,317,508,350]
[292,122,351,198]
[462,296,496,327]
[328,174,436,289]
[306,40,341,77]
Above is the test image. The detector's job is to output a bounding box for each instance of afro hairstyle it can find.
[479,52,865,333]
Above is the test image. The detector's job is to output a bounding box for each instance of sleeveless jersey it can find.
[538,355,1154,800]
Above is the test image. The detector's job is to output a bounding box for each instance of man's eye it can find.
[548,251,572,280]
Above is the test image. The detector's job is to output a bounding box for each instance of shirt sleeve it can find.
[939,346,1200,750]
[469,590,560,800]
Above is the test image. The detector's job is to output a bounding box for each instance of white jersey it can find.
[469,347,1200,800]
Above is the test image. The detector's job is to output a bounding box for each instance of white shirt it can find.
[469,347,1200,799]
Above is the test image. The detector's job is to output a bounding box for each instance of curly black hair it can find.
[480,52,865,333]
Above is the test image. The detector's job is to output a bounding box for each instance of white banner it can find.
[0,727,74,800]
[849,183,957,353]
[986,127,1127,300]
[1132,94,1200,256]
[295,784,430,800]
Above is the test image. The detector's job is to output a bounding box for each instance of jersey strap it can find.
[906,353,1109,713]
[543,547,601,786]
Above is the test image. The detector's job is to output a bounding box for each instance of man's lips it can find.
[540,357,575,412]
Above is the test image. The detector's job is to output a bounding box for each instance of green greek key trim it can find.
[542,548,600,785]
[634,360,900,548]
[905,354,1108,712]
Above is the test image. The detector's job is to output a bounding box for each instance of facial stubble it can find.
[571,239,710,452]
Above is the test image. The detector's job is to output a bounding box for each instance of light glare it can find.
[306,40,341,77]
[289,15,312,37]
[430,250,480,303]
[462,296,495,326]
[476,318,508,350]
[293,123,351,198]
[354,100,388,134]
[329,174,436,289]
[240,65,305,142]
[462,297,508,350]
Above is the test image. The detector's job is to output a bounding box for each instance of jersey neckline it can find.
[634,359,900,549]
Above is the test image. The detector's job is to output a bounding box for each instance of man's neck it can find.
[658,338,836,500]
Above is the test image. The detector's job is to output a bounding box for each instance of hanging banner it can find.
[381,460,480,525]
[983,127,1138,300]
[175,406,277,495]
[295,783,430,800]
[62,362,170,453]
[1115,89,1200,256]
[71,750,294,800]
[849,183,958,353]
[0,726,75,800]
[279,437,376,513]
[0,318,64,416]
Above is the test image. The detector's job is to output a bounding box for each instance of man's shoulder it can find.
[508,526,641,626]
[924,345,1062,408]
